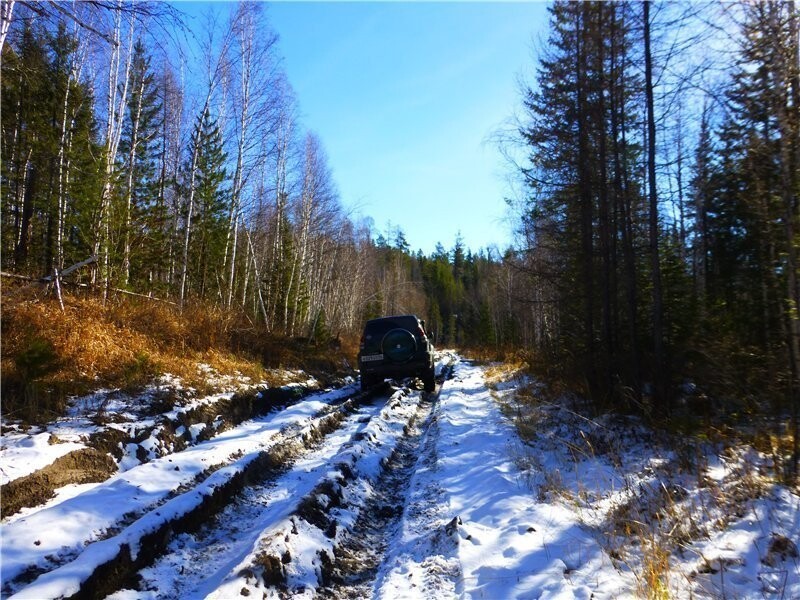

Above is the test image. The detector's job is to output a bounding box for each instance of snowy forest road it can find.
[2,355,642,600]
[3,359,464,599]
[8,355,793,599]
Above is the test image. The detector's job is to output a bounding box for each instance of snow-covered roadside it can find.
[0,385,354,595]
[376,360,636,599]
[0,368,323,487]
[489,371,800,599]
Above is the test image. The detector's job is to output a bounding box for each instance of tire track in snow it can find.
[5,385,388,600]
[370,382,464,599]
[131,398,391,599]
[177,374,455,599]
[2,386,355,594]
[316,365,460,599]
[318,393,440,598]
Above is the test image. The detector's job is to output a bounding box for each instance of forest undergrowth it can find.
[0,284,358,424]
[486,360,800,598]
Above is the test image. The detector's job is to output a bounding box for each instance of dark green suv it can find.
[358,315,436,392]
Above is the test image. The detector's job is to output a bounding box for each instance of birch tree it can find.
[178,10,233,306]
[118,38,161,287]
[53,19,89,275]
[222,3,279,308]
[94,1,135,298]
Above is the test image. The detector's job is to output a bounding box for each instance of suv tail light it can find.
[359,334,365,350]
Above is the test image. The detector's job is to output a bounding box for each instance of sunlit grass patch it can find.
[484,354,529,389]
[0,293,277,422]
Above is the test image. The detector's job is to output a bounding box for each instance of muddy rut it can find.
[131,371,452,599]
[2,383,388,599]
[4,366,456,600]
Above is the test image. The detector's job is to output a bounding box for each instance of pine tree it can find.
[3,21,53,273]
[701,1,800,475]
[1,20,99,278]
[519,1,646,404]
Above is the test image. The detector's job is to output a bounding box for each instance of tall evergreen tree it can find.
[1,20,99,277]
[117,38,162,288]
[519,1,646,404]
[183,111,228,300]
[696,1,800,474]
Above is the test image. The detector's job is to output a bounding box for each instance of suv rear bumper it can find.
[358,355,434,378]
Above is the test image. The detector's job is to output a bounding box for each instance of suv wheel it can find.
[361,374,376,391]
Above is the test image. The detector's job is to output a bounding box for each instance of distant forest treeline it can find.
[1,1,799,450]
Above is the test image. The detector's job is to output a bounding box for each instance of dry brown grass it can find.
[484,353,530,388]
[1,289,356,423]
[462,346,530,365]
[637,533,672,600]
[2,296,239,382]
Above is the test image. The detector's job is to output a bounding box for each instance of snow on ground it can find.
[0,384,355,596]
[668,468,800,598]
[486,370,800,599]
[376,360,635,599]
[109,394,399,600]
[0,430,85,485]
[189,386,424,599]
[0,367,324,487]
[2,353,799,599]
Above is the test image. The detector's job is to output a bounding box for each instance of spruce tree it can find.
[519,1,645,405]
[701,1,800,475]
[117,38,162,289]
[184,111,229,300]
[1,20,99,277]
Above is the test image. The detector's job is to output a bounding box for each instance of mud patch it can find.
[296,478,345,537]
[0,448,117,516]
[319,371,453,598]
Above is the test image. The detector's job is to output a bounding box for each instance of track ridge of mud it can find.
[135,390,404,599]
[4,385,386,600]
[319,390,437,597]
[1,383,330,519]
[192,389,424,598]
[232,369,454,598]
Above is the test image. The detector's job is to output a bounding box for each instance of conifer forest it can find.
[1,1,799,474]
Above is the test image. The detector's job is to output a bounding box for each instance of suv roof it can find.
[363,315,423,337]
[364,314,421,326]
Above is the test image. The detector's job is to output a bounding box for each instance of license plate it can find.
[361,354,383,362]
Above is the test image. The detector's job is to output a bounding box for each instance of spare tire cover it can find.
[382,328,417,363]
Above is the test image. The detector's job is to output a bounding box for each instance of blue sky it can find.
[266,1,550,254]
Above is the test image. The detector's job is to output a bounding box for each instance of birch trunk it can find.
[95,2,134,299]
[0,0,14,57]
[122,63,147,286]
[224,7,253,308]
[178,103,207,306]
